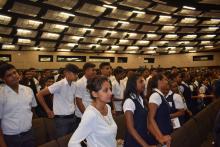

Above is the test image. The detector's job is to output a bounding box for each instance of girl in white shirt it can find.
[68,75,117,147]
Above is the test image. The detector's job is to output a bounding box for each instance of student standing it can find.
[123,73,155,147]
[37,63,79,138]
[0,63,37,147]
[68,75,117,147]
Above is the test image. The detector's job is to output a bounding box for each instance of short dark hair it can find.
[87,75,110,100]
[113,66,125,76]
[150,73,165,89]
[99,62,110,69]
[64,63,79,74]
[0,63,16,79]
[83,62,96,72]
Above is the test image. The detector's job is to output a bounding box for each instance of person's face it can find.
[100,65,111,77]
[24,71,33,79]
[65,71,78,81]
[92,81,112,103]
[159,75,168,90]
[171,82,178,93]
[30,69,37,77]
[136,76,145,94]
[3,68,20,87]
[175,74,182,85]
[85,67,96,79]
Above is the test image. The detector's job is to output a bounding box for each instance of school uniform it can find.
[166,91,186,126]
[123,93,153,147]
[48,78,77,138]
[112,79,123,113]
[148,89,173,145]
[179,81,198,115]
[0,84,37,147]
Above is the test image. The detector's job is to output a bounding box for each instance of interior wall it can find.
[0,51,220,69]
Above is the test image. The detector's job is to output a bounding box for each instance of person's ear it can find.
[92,91,98,98]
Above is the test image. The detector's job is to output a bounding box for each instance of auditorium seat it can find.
[32,118,48,145]
[114,114,126,140]
[43,118,57,140]
[57,133,72,147]
[38,140,59,147]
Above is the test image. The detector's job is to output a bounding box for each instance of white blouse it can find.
[68,104,117,147]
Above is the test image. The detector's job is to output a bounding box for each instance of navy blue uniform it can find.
[124,97,153,147]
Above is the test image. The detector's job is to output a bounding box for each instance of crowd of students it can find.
[0,61,220,147]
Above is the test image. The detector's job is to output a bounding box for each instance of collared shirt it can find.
[179,81,190,94]
[75,76,92,117]
[165,90,185,109]
[149,88,165,106]
[123,93,144,113]
[68,105,117,147]
[48,78,76,115]
[112,79,123,111]
[0,84,37,135]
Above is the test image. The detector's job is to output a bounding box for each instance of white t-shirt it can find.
[48,78,76,115]
[148,88,165,106]
[68,105,117,147]
[112,79,123,111]
[123,94,144,113]
[75,76,92,117]
[0,84,37,135]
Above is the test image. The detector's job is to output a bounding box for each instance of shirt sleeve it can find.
[48,81,61,94]
[179,85,184,94]
[30,89,37,107]
[123,99,135,113]
[148,93,162,106]
[0,88,5,119]
[75,81,83,99]
[173,94,185,109]
[68,108,95,147]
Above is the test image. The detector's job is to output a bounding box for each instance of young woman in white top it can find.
[68,75,117,147]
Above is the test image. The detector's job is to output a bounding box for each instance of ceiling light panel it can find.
[160,26,177,33]
[41,32,60,40]
[199,34,216,39]
[16,29,37,38]
[71,16,95,27]
[39,41,56,48]
[146,34,161,40]
[0,14,11,25]
[43,0,78,10]
[109,32,126,39]
[182,34,197,40]
[106,9,133,20]
[0,37,13,44]
[0,26,12,35]
[156,15,177,24]
[118,22,139,31]
[43,23,68,33]
[178,27,198,33]
[175,9,202,17]
[199,27,219,33]
[76,3,106,17]
[100,0,117,4]
[202,12,220,18]
[16,18,43,29]
[58,43,77,49]
[17,38,35,46]
[95,20,118,29]
[42,10,70,22]
[131,13,156,23]
[126,33,144,40]
[126,46,139,50]
[139,25,159,33]
[66,27,87,36]
[100,38,117,45]
[10,2,40,17]
[135,40,150,46]
[2,44,19,50]
[164,34,179,40]
[86,30,108,37]
[118,39,133,45]
[62,35,83,43]
[200,19,220,26]
[81,37,98,44]
[149,4,178,14]
[178,17,198,26]
[119,0,151,10]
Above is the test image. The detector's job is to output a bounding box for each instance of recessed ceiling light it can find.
[103,4,117,9]
[132,10,145,14]
[118,21,129,24]
[183,6,196,10]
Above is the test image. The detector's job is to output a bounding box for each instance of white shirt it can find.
[144,75,152,96]
[123,94,144,113]
[75,76,92,117]
[0,84,37,135]
[166,91,185,109]
[120,77,128,99]
[68,105,117,147]
[149,88,165,106]
[112,79,123,111]
[48,78,76,115]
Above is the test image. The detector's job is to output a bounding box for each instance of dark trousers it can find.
[54,114,78,138]
[4,129,36,147]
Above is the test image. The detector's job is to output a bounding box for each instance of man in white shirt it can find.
[37,63,79,138]
[0,63,37,147]
[75,62,96,120]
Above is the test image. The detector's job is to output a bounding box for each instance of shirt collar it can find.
[182,81,189,87]
[165,90,173,98]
